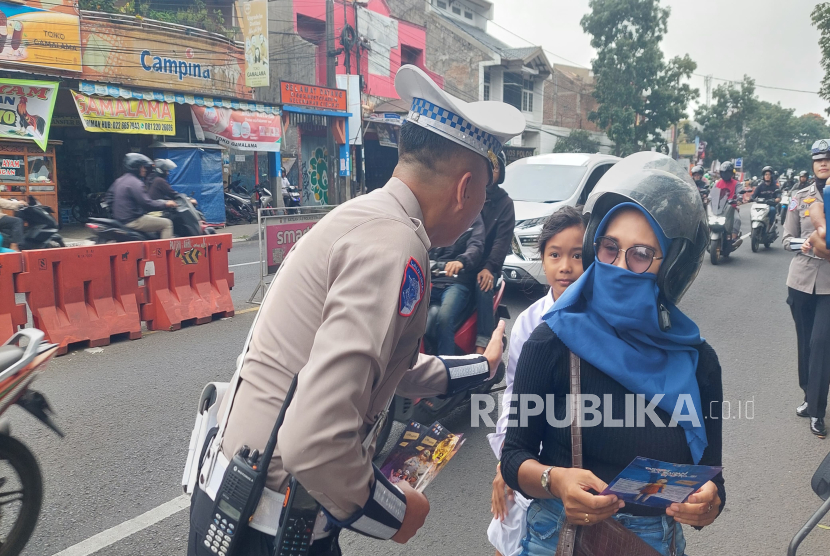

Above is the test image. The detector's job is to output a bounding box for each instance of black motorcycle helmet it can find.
[691,165,704,177]
[582,152,709,305]
[761,165,774,180]
[124,153,153,176]
[493,151,507,186]
[719,160,734,179]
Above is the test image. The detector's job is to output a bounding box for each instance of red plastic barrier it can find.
[140,234,234,331]
[0,252,26,344]
[16,243,145,354]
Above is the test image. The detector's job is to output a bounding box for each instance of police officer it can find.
[187,65,525,555]
[783,139,830,437]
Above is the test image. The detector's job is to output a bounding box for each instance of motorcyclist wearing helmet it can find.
[714,160,742,242]
[148,159,178,201]
[691,165,707,196]
[752,165,781,228]
[106,153,176,239]
[475,150,515,354]
[796,170,810,190]
[783,140,830,437]
[501,153,724,553]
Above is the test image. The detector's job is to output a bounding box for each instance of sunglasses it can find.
[595,236,663,274]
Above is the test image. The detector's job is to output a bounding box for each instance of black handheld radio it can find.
[194,376,298,556]
[272,477,321,556]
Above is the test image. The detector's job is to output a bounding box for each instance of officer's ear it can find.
[454,171,473,210]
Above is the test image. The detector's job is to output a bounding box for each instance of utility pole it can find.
[326,0,339,204]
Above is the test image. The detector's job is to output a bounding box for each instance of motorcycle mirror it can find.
[811,450,830,501]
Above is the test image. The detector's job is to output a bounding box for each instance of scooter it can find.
[86,193,215,243]
[750,197,779,252]
[225,180,255,224]
[374,262,510,454]
[282,183,301,214]
[0,328,63,556]
[707,188,743,265]
[780,189,792,225]
[787,450,830,555]
[0,196,65,250]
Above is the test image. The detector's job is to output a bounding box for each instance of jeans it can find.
[520,497,686,556]
[0,215,23,246]
[126,214,174,239]
[428,283,472,355]
[475,284,495,348]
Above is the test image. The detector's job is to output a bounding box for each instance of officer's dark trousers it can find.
[788,288,830,418]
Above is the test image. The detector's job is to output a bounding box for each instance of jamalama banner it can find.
[0,0,81,72]
[71,90,176,135]
[237,0,269,88]
[0,78,59,151]
[191,105,281,152]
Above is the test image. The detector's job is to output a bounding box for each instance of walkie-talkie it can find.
[195,376,298,556]
[272,476,321,556]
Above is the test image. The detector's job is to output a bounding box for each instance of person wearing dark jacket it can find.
[427,214,485,355]
[501,153,724,556]
[148,159,178,201]
[475,153,516,353]
[107,153,176,238]
[753,167,781,229]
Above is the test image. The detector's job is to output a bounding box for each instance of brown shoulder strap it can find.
[569,351,582,469]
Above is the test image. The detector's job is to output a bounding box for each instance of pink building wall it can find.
[293,0,443,98]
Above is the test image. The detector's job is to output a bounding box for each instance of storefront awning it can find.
[78,82,280,115]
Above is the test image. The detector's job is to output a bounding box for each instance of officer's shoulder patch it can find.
[789,199,799,211]
[399,257,425,317]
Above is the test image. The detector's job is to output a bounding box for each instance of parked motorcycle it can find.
[70,189,109,223]
[86,193,215,243]
[0,328,63,556]
[787,450,830,555]
[224,180,254,224]
[750,198,779,252]
[707,189,743,265]
[780,189,792,225]
[0,197,65,250]
[282,183,301,214]
[374,262,509,454]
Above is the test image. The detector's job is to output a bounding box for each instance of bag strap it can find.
[555,352,583,556]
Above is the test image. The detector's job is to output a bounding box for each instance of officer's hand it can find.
[483,320,506,378]
[444,261,463,277]
[391,480,430,544]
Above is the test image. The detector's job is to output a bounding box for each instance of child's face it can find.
[542,225,585,299]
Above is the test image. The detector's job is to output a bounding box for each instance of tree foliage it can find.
[812,3,830,116]
[696,78,830,176]
[580,0,698,156]
[553,130,601,153]
[79,0,228,36]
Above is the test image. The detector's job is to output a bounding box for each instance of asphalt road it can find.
[15,215,830,556]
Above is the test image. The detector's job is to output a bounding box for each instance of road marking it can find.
[236,306,259,315]
[741,233,751,239]
[51,495,190,556]
[229,261,260,268]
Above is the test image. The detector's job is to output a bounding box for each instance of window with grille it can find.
[452,5,461,15]
[503,72,522,111]
[483,69,490,101]
[436,0,447,8]
[464,10,473,19]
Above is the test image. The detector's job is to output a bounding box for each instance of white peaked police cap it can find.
[394,65,526,169]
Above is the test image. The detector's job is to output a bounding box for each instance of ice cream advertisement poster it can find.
[601,457,723,508]
[0,79,59,151]
[191,105,281,152]
[0,1,81,73]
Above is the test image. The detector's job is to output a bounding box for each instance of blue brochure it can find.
[600,457,723,508]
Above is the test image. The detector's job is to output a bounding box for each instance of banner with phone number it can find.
[71,90,175,135]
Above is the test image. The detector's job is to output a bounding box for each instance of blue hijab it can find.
[544,203,707,463]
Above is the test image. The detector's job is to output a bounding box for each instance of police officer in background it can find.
[783,139,830,437]
[187,65,525,555]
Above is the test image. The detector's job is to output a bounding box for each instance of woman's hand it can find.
[665,480,721,527]
[550,468,624,526]
[491,466,514,521]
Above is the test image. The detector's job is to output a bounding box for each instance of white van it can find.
[501,153,620,287]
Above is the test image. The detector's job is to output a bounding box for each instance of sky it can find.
[487,0,827,118]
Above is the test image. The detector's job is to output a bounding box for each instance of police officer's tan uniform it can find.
[194,64,526,551]
[222,177,451,518]
[783,147,830,429]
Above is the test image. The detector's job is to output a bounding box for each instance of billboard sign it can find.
[237,0,269,88]
[0,0,81,72]
[0,78,59,150]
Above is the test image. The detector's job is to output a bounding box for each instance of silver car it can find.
[501,153,620,287]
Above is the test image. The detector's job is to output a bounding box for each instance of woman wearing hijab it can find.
[501,152,724,556]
